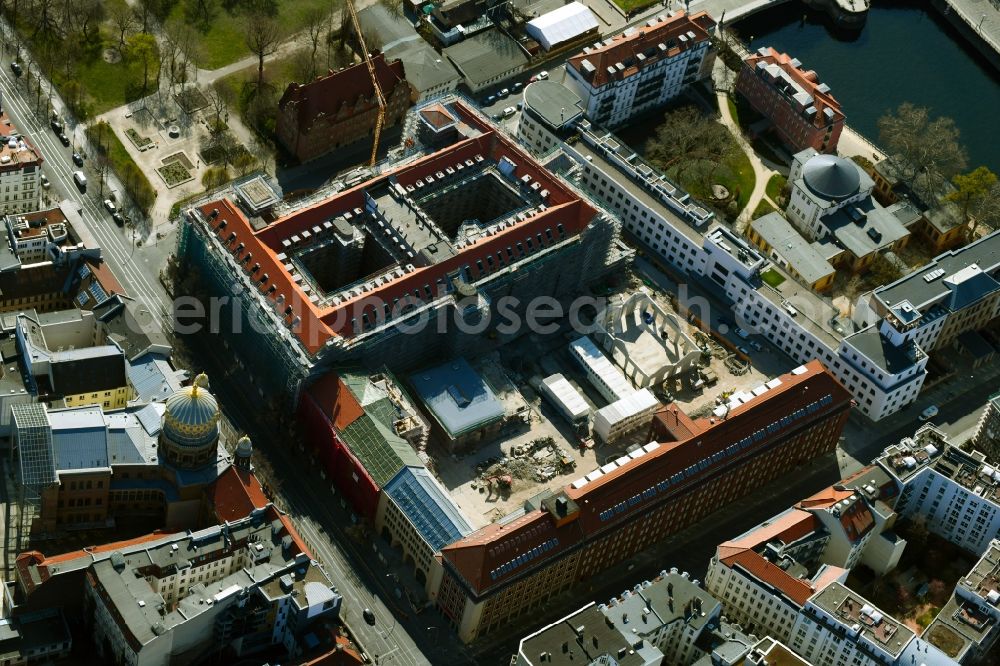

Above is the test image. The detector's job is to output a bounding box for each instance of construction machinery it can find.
[345,0,386,166]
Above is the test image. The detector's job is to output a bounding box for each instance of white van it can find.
[72,171,87,191]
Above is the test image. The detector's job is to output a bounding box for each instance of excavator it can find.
[345,0,386,167]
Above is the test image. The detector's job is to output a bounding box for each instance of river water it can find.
[733,1,1000,172]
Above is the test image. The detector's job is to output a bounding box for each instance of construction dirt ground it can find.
[428,268,790,530]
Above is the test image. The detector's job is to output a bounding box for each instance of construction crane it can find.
[345,0,386,167]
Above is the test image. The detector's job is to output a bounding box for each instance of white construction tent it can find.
[540,374,590,424]
[526,2,599,51]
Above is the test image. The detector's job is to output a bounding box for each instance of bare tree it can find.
[304,7,328,80]
[110,0,137,48]
[878,102,968,204]
[206,84,232,137]
[244,12,280,94]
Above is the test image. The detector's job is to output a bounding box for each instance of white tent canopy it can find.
[526,1,598,51]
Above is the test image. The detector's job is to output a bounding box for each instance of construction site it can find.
[427,271,783,530]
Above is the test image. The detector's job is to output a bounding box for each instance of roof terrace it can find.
[811,582,915,657]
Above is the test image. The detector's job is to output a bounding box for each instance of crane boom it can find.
[346,0,386,167]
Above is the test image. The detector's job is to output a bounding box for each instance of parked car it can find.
[502,106,516,118]
[529,75,538,83]
[486,95,497,105]
[72,170,86,191]
[39,174,49,189]
[919,405,939,421]
[58,133,70,147]
[112,212,124,227]
[499,88,510,97]
[362,609,376,625]
[735,327,750,340]
[537,70,549,80]
[51,119,63,134]
[72,152,83,167]
[737,346,750,356]
[512,82,523,92]
[9,62,22,77]
[104,199,117,215]
[749,340,764,352]
[516,102,523,111]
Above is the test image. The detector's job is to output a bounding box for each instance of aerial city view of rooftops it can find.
[0,0,997,664]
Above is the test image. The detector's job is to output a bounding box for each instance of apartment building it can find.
[276,54,411,163]
[516,84,931,421]
[923,539,1000,663]
[789,582,953,666]
[514,570,750,666]
[856,230,1000,354]
[86,510,341,666]
[0,115,42,214]
[3,207,90,265]
[436,361,851,642]
[971,391,1000,462]
[879,425,1000,557]
[706,507,845,642]
[15,310,133,409]
[565,11,716,128]
[735,47,844,154]
[706,464,906,645]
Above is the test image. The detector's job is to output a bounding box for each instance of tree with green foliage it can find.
[878,103,968,203]
[126,33,160,98]
[946,166,1000,231]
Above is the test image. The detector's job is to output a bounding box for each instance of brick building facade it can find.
[735,47,844,155]
[436,361,851,642]
[276,54,412,163]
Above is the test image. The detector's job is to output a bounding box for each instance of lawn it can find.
[766,174,787,202]
[664,150,755,220]
[611,0,660,13]
[86,122,157,213]
[752,199,776,220]
[170,0,341,70]
[18,29,158,118]
[727,96,740,127]
[761,267,786,288]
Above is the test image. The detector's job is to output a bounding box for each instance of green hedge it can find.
[86,122,157,214]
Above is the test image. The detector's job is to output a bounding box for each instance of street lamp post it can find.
[979,13,987,29]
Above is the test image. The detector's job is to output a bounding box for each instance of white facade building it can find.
[564,11,716,128]
[569,336,635,404]
[789,582,955,666]
[538,373,590,425]
[0,125,42,215]
[592,387,658,444]
[525,2,598,52]
[880,428,1000,557]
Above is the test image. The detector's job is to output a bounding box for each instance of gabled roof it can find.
[720,550,817,606]
[567,11,714,88]
[339,412,422,488]
[208,464,270,523]
[278,53,406,132]
[384,466,473,552]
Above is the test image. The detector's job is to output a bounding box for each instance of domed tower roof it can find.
[234,435,253,470]
[802,154,861,200]
[162,373,220,449]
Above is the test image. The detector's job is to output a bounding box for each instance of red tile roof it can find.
[723,549,817,606]
[306,373,366,431]
[442,361,851,596]
[208,464,270,523]
[567,11,715,88]
[741,47,844,131]
[194,101,596,355]
[278,53,406,132]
